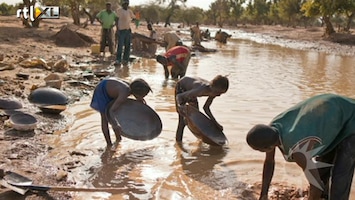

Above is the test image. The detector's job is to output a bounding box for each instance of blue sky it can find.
[1,0,213,11]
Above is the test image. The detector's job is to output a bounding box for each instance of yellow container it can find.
[91,44,100,54]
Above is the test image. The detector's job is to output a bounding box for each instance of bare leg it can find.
[176,114,185,142]
[163,65,169,79]
[101,113,112,146]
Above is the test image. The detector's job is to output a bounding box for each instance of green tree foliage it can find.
[229,0,245,26]
[301,0,336,35]
[140,4,161,24]
[278,0,302,26]
[156,0,186,27]
[176,7,204,26]
[337,0,355,31]
[0,3,15,15]
[209,0,230,27]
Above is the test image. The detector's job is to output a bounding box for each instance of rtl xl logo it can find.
[16,2,59,22]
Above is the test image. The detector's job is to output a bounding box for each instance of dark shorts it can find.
[90,79,113,113]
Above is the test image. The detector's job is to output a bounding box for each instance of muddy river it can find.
[43,34,355,199]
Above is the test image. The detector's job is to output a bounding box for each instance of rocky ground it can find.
[0,15,354,199]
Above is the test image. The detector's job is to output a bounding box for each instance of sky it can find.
[1,0,213,11]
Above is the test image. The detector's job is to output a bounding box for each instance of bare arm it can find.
[203,96,223,130]
[259,149,276,200]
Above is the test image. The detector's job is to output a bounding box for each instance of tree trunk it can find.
[323,15,335,36]
[164,15,171,27]
[344,12,354,32]
[22,0,40,28]
[71,2,80,25]
[82,8,97,24]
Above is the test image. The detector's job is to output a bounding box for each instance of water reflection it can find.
[89,146,156,199]
[114,65,130,78]
[60,37,355,199]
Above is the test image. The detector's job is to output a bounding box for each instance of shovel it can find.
[1,171,121,195]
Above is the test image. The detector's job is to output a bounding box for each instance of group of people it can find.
[95,2,355,200]
[96,0,136,66]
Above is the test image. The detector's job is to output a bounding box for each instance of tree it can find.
[209,0,230,27]
[337,0,355,32]
[301,0,336,36]
[0,3,15,15]
[140,4,161,24]
[156,0,186,27]
[18,0,41,28]
[176,7,204,26]
[278,0,303,27]
[229,0,245,26]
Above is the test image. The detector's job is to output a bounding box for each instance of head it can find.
[210,75,229,96]
[130,78,152,100]
[156,55,168,66]
[147,23,153,31]
[246,124,279,152]
[122,0,129,9]
[105,2,112,11]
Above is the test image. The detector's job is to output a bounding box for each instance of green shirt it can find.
[96,10,117,29]
[271,94,355,162]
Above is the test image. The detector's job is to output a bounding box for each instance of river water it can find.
[45,31,355,199]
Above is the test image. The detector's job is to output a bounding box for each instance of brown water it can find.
[45,38,355,199]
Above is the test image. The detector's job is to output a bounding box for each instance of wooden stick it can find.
[17,184,124,193]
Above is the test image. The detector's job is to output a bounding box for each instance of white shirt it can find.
[117,8,135,30]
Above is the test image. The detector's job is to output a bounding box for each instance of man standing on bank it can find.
[115,0,136,66]
[96,2,118,57]
[246,93,355,200]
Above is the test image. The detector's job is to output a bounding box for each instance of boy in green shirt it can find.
[246,94,355,200]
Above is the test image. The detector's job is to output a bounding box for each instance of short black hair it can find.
[211,75,229,93]
[246,124,278,150]
[130,78,152,98]
[106,2,111,5]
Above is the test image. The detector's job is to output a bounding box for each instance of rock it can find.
[56,169,68,181]
[52,59,69,73]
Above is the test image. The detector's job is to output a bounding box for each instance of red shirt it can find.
[165,46,190,64]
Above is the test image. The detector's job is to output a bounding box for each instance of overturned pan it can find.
[9,113,38,131]
[185,105,228,146]
[0,98,23,110]
[106,99,162,141]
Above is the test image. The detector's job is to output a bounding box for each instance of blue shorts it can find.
[90,79,113,113]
